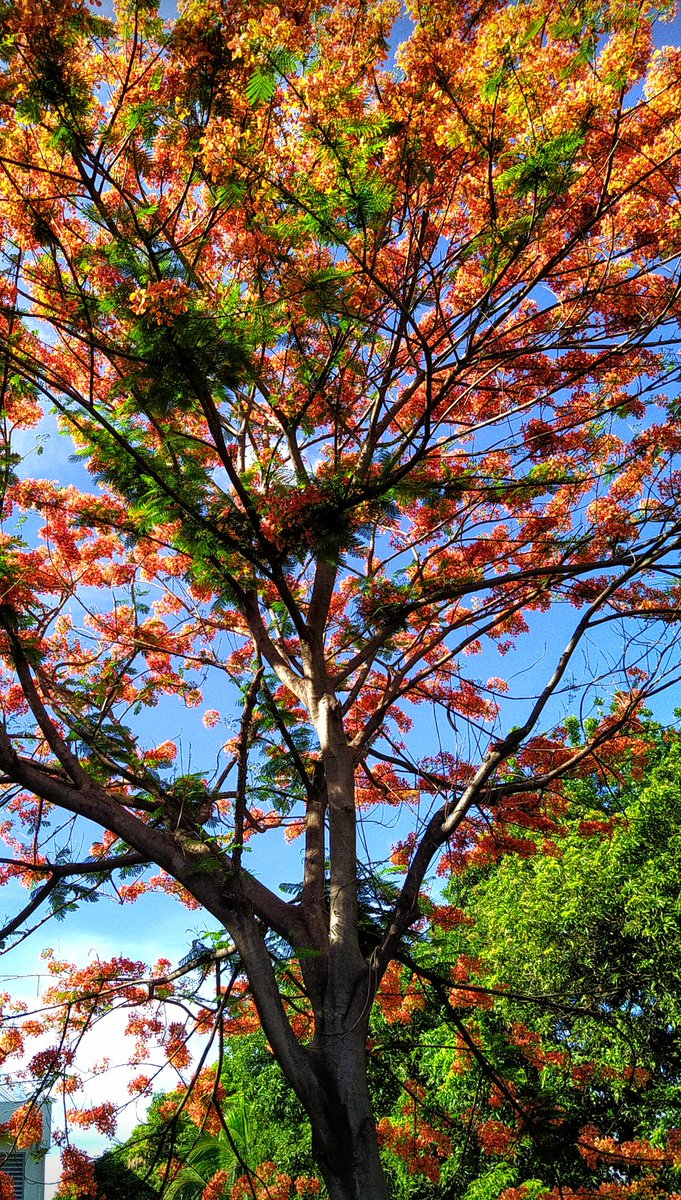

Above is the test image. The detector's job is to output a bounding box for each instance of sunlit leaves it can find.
[496,132,587,201]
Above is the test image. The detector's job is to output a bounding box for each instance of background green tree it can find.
[372,719,681,1198]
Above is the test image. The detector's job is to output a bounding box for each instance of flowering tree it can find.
[2,0,681,1195]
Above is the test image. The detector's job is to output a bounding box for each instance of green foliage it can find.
[123,301,252,416]
[497,133,586,200]
[463,1164,521,1200]
[93,1151,159,1200]
[118,1035,314,1196]
[161,1121,250,1200]
[393,726,681,1196]
[246,47,300,106]
[245,69,277,105]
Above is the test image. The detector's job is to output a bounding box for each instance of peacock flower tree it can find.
[1,0,681,1195]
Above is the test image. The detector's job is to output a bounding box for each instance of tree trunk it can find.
[315,1131,389,1200]
[300,688,389,1197]
[225,907,390,1199]
[309,1030,390,1200]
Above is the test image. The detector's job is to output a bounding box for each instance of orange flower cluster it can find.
[294,1178,322,1195]
[0,1103,43,1148]
[231,1163,292,1200]
[375,962,426,1025]
[130,280,192,325]
[67,1104,117,1138]
[201,1169,231,1200]
[0,1028,23,1067]
[378,1086,452,1185]
[578,1126,671,1172]
[428,904,474,932]
[183,1067,226,1136]
[477,1118,518,1157]
[55,1147,98,1200]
